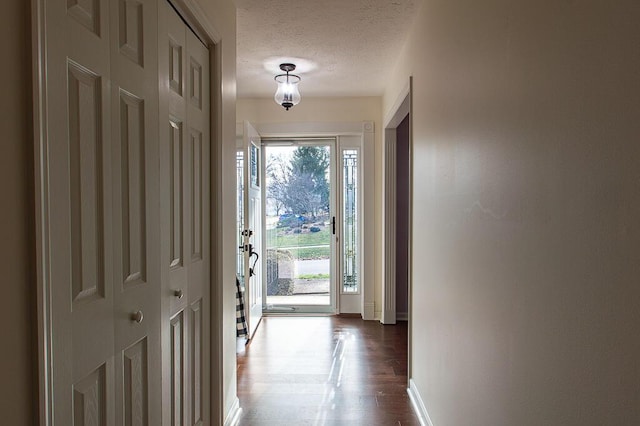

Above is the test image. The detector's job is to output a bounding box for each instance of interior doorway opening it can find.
[235,121,373,347]
[395,114,410,321]
[382,80,412,326]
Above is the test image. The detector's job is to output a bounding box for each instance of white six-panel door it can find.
[43,0,210,424]
[110,1,162,425]
[47,0,162,423]
[160,3,211,425]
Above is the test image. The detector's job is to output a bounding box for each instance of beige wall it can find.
[237,97,384,317]
[385,1,640,425]
[0,0,35,424]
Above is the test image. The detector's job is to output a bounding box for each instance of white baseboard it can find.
[407,379,434,426]
[223,397,242,426]
[397,311,408,321]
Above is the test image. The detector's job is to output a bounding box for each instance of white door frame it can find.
[381,78,413,323]
[260,137,338,314]
[31,0,224,424]
[249,121,376,319]
[382,77,413,381]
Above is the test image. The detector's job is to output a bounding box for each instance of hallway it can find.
[237,317,419,425]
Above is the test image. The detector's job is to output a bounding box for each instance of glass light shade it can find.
[274,74,301,110]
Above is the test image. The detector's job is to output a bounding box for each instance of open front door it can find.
[243,121,263,338]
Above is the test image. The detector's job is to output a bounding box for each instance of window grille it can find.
[342,149,359,293]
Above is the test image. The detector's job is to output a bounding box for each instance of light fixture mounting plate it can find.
[279,63,296,72]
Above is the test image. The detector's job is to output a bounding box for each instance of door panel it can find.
[73,363,109,426]
[123,338,149,426]
[169,118,184,270]
[67,61,105,306]
[118,91,146,289]
[119,0,145,66]
[189,300,203,425]
[243,122,263,338]
[170,312,185,426]
[190,130,203,262]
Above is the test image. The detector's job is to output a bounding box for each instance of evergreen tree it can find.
[289,146,330,214]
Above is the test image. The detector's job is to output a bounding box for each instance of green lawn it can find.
[285,246,330,259]
[266,226,331,248]
[298,273,330,280]
[265,226,331,259]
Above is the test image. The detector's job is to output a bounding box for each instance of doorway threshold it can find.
[266,294,330,305]
[262,311,336,317]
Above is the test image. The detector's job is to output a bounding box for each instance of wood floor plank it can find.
[237,316,418,425]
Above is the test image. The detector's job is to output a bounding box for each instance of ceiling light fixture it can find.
[274,63,301,111]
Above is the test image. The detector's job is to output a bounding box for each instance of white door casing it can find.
[160,2,211,425]
[382,81,412,325]
[243,121,263,339]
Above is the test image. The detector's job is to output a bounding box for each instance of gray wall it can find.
[0,0,36,424]
[385,1,640,424]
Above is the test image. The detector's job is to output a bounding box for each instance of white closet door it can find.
[44,1,210,424]
[47,0,115,423]
[185,28,211,426]
[46,0,162,424]
[110,0,162,425]
[159,2,211,425]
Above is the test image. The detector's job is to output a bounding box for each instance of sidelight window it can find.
[342,149,359,293]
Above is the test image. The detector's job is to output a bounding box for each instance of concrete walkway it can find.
[295,258,330,275]
[292,278,329,294]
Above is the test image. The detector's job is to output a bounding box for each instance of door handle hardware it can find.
[174,289,184,299]
[332,216,336,235]
[131,310,144,324]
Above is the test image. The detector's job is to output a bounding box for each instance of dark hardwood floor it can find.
[237,316,419,426]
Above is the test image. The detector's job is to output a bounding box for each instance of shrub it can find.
[309,226,321,233]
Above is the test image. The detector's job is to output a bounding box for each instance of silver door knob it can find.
[131,310,144,324]
[174,289,184,299]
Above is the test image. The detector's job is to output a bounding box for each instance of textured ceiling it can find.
[236,0,418,99]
